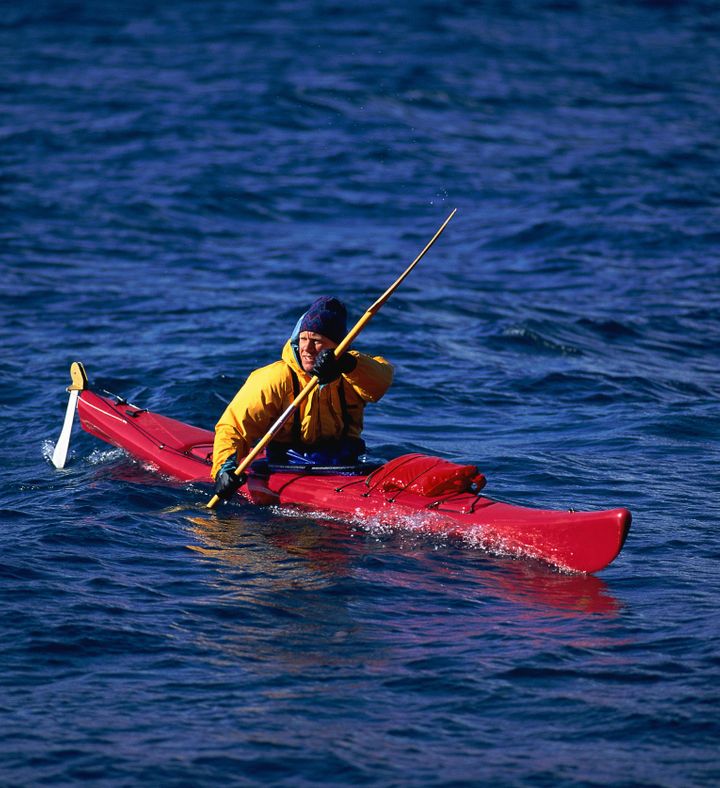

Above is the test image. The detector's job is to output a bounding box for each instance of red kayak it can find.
[62,365,631,574]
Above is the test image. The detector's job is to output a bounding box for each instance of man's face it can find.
[298,331,336,373]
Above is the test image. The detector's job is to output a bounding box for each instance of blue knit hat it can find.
[299,296,348,345]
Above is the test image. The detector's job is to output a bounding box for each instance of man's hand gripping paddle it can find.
[207,208,457,509]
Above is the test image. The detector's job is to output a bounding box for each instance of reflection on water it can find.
[186,512,354,585]
[485,561,623,616]
[175,507,628,685]
[183,512,373,671]
[186,509,624,621]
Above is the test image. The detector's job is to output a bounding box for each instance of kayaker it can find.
[211,296,393,502]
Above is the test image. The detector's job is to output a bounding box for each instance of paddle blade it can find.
[52,390,79,469]
[52,362,88,469]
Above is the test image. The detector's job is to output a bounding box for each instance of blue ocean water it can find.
[2,0,720,784]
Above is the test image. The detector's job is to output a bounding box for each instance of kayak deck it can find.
[75,388,631,574]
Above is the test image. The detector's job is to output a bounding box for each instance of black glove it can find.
[214,459,247,502]
[312,349,357,384]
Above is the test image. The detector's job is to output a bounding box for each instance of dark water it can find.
[3,1,720,784]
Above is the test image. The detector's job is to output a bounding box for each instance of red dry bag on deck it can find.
[371,453,486,497]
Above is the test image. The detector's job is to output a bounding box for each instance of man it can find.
[212,296,393,502]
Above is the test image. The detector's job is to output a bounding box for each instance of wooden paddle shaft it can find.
[207,208,457,509]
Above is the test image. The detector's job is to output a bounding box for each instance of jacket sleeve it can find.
[211,363,289,478]
[343,351,393,403]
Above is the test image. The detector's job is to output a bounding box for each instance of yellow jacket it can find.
[212,339,393,477]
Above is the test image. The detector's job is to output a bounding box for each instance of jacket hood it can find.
[287,311,306,370]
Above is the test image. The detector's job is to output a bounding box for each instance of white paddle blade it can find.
[52,390,79,469]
